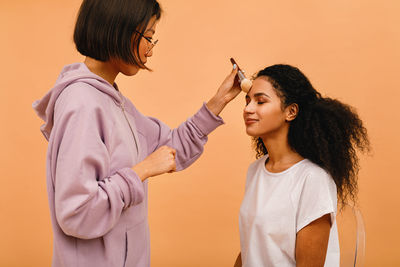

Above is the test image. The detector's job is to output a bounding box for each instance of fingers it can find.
[170,148,176,158]
[168,148,176,172]
[159,146,176,173]
[168,164,176,173]
[168,148,176,173]
[167,157,176,173]
[230,64,238,79]
[229,64,241,89]
[160,146,176,157]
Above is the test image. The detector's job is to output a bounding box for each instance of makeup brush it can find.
[230,58,252,93]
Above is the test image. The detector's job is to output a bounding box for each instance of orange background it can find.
[1,0,399,266]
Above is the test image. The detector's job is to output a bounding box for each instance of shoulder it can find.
[122,95,139,114]
[246,155,268,182]
[294,160,338,231]
[293,160,337,199]
[248,154,267,172]
[56,82,110,113]
[53,83,116,132]
[302,161,335,188]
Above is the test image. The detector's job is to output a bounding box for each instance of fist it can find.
[133,146,177,181]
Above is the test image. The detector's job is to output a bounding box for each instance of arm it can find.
[295,214,331,267]
[206,65,240,116]
[131,65,240,176]
[233,252,242,267]
[294,168,337,266]
[53,88,144,239]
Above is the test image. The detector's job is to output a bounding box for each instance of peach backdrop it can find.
[1,0,399,266]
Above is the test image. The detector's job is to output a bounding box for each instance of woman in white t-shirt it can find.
[235,64,370,267]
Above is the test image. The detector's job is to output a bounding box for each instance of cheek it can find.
[139,41,148,55]
[132,42,146,58]
[260,103,284,117]
[258,106,286,127]
[138,42,145,52]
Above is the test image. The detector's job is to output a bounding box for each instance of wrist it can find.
[132,163,150,182]
[206,95,227,116]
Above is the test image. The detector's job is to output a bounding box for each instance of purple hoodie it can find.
[33,63,224,267]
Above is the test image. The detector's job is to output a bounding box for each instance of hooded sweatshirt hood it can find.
[33,63,122,140]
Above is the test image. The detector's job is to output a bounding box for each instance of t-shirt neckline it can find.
[262,155,308,176]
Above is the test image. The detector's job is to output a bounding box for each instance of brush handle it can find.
[230,58,243,72]
[237,70,246,81]
[230,57,246,82]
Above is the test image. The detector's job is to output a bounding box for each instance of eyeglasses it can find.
[135,30,158,55]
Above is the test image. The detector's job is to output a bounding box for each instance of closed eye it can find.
[245,96,250,106]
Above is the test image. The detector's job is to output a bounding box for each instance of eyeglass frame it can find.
[135,30,158,55]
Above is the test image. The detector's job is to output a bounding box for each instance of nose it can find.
[243,101,256,114]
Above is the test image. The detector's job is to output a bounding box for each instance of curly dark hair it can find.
[253,64,370,207]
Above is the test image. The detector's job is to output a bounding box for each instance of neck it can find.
[84,57,119,86]
[261,128,304,172]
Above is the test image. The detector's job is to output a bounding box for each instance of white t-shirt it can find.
[239,155,340,267]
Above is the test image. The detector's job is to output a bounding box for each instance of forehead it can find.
[247,77,277,97]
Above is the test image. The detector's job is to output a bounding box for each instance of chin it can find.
[245,128,259,137]
[123,68,140,76]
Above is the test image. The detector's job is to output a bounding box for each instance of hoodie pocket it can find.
[124,220,147,267]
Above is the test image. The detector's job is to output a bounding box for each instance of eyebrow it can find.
[246,93,271,98]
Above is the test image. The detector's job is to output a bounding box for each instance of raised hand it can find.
[206,63,242,116]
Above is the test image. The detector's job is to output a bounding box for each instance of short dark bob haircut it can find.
[74,0,162,70]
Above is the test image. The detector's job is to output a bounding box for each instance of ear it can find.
[285,103,299,122]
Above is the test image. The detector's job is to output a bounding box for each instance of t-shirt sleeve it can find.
[295,168,337,232]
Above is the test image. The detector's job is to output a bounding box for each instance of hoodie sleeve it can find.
[52,85,144,239]
[131,102,225,171]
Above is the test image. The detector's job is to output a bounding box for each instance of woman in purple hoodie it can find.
[33,0,241,266]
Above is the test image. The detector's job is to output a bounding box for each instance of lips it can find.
[244,118,259,125]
